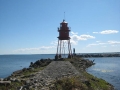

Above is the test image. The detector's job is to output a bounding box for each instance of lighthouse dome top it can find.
[61,19,67,23]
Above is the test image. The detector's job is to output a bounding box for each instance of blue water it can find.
[0,55,120,90]
[0,54,55,78]
[86,57,120,90]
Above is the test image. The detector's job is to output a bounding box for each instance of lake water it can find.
[86,57,120,90]
[0,55,120,90]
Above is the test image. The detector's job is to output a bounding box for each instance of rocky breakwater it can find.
[70,57,95,71]
[25,61,81,90]
[0,57,114,90]
[0,58,52,90]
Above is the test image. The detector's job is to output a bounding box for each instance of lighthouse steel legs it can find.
[55,39,72,60]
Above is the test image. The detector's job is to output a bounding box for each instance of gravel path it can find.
[25,61,80,90]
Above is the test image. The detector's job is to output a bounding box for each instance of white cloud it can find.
[70,32,95,45]
[71,31,78,35]
[102,46,107,47]
[98,43,106,45]
[87,42,107,47]
[50,32,95,46]
[51,40,58,45]
[87,43,99,47]
[40,46,56,49]
[70,39,78,45]
[14,46,56,53]
[93,30,119,34]
[111,45,117,47]
[80,34,95,40]
[93,32,99,34]
[96,41,101,42]
[100,30,119,34]
[108,41,120,44]
[87,40,120,47]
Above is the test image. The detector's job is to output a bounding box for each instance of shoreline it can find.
[0,57,114,90]
[77,53,120,58]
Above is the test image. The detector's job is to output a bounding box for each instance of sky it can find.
[0,0,120,54]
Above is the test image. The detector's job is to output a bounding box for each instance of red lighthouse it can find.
[55,19,72,59]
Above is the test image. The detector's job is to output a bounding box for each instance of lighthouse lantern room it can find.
[55,19,72,60]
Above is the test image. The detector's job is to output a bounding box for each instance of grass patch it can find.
[52,74,112,90]
[52,76,88,90]
[82,72,112,90]
[22,67,45,76]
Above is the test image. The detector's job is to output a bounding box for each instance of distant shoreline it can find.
[0,52,120,55]
[76,53,120,58]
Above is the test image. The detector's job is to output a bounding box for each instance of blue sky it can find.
[0,0,120,54]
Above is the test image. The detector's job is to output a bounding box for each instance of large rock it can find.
[0,81,11,86]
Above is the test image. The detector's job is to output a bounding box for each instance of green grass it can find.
[52,76,88,90]
[22,67,45,76]
[52,74,112,90]
[82,71,112,90]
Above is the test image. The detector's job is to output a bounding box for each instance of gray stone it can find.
[10,78,16,82]
[0,78,3,81]
[19,61,81,89]
[15,79,21,82]
[25,80,30,85]
[0,81,11,85]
